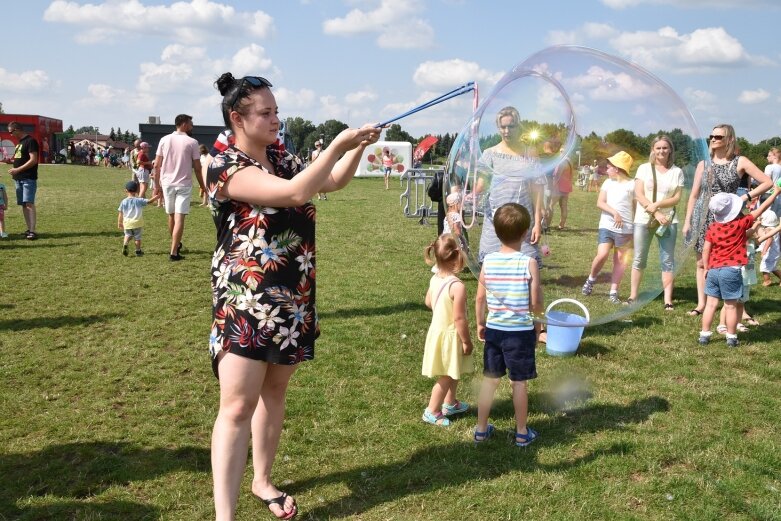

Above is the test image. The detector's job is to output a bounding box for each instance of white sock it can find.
[699,331,712,338]
[725,333,737,340]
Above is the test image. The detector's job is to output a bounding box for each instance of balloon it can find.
[446,46,710,326]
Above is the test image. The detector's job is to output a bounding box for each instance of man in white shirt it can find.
[152,114,205,261]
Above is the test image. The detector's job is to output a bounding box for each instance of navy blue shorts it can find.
[483,328,537,381]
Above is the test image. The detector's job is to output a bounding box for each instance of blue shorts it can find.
[598,228,632,248]
[483,328,537,381]
[15,179,37,205]
[705,266,743,301]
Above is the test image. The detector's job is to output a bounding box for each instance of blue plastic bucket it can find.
[545,299,590,357]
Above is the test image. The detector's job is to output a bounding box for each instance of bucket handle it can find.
[545,298,590,325]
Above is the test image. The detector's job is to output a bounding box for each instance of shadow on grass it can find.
[0,313,122,332]
[0,241,80,250]
[293,396,669,519]
[32,230,120,240]
[0,441,209,520]
[319,302,428,319]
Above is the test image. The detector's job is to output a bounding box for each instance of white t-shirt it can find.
[598,178,635,233]
[633,162,684,224]
[156,131,200,187]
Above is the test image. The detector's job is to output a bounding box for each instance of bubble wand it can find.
[375,82,476,128]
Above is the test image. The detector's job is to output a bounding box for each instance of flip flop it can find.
[687,309,703,316]
[745,317,760,326]
[260,493,297,520]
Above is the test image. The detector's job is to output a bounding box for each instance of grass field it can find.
[1,164,780,520]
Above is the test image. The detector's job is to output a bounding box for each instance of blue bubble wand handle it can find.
[375,82,475,128]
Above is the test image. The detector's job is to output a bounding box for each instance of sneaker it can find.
[698,333,711,346]
[0,232,7,238]
[169,253,185,261]
[26,232,38,240]
[176,242,183,256]
[623,298,635,306]
[581,278,595,296]
[608,293,621,304]
[122,244,128,256]
[135,250,144,257]
[726,336,739,348]
[21,230,30,237]
[442,400,469,416]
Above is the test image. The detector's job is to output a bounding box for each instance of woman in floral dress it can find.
[682,123,771,316]
[207,72,380,521]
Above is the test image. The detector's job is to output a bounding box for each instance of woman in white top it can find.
[627,135,684,310]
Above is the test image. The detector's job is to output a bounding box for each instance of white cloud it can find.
[0,68,51,92]
[547,23,618,45]
[738,88,770,104]
[413,59,501,89]
[345,90,378,105]
[323,0,434,49]
[609,26,772,73]
[274,87,317,112]
[43,0,274,45]
[78,84,155,112]
[602,0,776,8]
[684,87,718,112]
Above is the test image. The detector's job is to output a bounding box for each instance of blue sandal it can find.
[473,424,495,444]
[514,427,538,447]
[422,409,450,426]
[442,400,469,416]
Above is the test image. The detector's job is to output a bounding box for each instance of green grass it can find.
[1,164,780,520]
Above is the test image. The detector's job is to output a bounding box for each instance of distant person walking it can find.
[152,114,206,261]
[6,121,39,240]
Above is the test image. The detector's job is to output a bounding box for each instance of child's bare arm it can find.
[475,269,487,342]
[754,223,781,245]
[450,281,473,355]
[528,258,543,336]
[749,187,778,220]
[424,284,432,310]
[117,211,123,230]
[146,192,162,205]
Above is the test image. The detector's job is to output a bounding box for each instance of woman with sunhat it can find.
[581,150,635,303]
[626,135,685,310]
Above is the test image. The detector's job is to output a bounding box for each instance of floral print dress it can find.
[694,156,740,253]
[207,145,318,377]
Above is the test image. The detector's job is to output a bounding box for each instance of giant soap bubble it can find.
[446,46,710,326]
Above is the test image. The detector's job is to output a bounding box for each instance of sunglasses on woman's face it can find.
[228,76,273,110]
[709,134,725,141]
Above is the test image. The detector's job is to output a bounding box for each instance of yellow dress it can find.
[422,275,474,379]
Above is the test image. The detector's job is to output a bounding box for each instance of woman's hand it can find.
[645,202,659,214]
[330,125,381,154]
[613,211,623,229]
[529,223,542,244]
[656,211,670,226]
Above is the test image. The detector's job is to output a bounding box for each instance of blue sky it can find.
[2,0,780,143]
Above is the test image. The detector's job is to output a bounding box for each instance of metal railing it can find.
[399,168,442,224]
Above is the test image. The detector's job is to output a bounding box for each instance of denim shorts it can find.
[483,328,537,382]
[598,228,632,248]
[15,179,37,205]
[705,266,743,301]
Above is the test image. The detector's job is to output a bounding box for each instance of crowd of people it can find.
[6,85,781,520]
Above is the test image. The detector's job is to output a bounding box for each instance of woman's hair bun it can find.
[215,73,236,96]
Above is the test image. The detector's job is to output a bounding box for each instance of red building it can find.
[0,114,63,163]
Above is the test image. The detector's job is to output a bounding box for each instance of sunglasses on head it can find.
[227,76,273,111]
[709,134,725,141]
